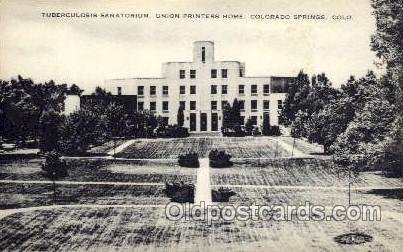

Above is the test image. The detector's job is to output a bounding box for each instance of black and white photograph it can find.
[0,0,402,251]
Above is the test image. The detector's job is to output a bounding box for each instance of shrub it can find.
[178,152,199,168]
[41,151,68,202]
[164,182,195,203]
[221,125,246,137]
[157,125,189,138]
[209,149,233,168]
[212,187,236,202]
[263,125,281,136]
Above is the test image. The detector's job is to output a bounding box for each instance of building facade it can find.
[104,41,294,132]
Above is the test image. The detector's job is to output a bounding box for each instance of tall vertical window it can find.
[211,69,217,78]
[202,47,205,63]
[222,85,228,94]
[190,70,196,79]
[263,84,270,95]
[179,70,185,79]
[138,102,144,111]
[251,100,258,111]
[190,101,196,110]
[150,102,156,112]
[239,85,245,95]
[162,86,169,96]
[221,69,228,78]
[221,100,228,109]
[150,86,156,96]
[211,101,217,110]
[211,85,217,94]
[138,86,144,96]
[117,87,122,95]
[179,101,186,109]
[277,100,283,109]
[162,101,169,111]
[263,100,270,110]
[251,85,258,95]
[179,85,185,94]
[190,85,196,94]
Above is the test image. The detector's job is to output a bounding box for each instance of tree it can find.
[39,109,64,152]
[41,151,68,203]
[177,104,184,127]
[262,113,270,135]
[245,118,254,135]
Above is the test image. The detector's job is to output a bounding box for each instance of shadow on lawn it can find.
[365,188,403,201]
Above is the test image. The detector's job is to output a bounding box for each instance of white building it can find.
[104,41,294,132]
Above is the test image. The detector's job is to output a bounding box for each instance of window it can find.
[221,69,228,78]
[278,100,283,109]
[239,85,245,95]
[180,85,185,94]
[222,85,228,94]
[264,84,270,95]
[202,47,205,63]
[211,101,217,110]
[211,69,217,78]
[179,70,185,79]
[221,100,228,109]
[138,86,144,96]
[190,70,196,79]
[138,102,144,111]
[150,86,156,96]
[251,85,257,95]
[117,87,122,95]
[150,102,156,112]
[263,100,270,110]
[211,85,217,94]
[239,100,245,111]
[179,101,186,110]
[162,86,168,96]
[251,100,258,111]
[190,85,196,94]
[162,101,169,111]
[190,101,196,110]
[251,116,258,125]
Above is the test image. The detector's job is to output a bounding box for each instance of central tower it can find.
[193,41,214,64]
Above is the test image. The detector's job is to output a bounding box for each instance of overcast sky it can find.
[0,0,379,93]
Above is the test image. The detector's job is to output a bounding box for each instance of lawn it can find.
[116,137,290,159]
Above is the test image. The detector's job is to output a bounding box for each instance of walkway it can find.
[106,139,137,156]
[194,158,212,205]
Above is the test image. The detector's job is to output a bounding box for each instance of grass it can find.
[116,137,290,159]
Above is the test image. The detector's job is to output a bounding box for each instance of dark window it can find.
[162,101,169,111]
[190,85,196,94]
[264,84,270,94]
[221,69,228,78]
[117,87,122,95]
[162,86,168,96]
[150,102,156,112]
[190,70,196,79]
[150,86,156,96]
[251,100,257,111]
[211,101,217,110]
[202,47,205,63]
[190,101,196,110]
[251,116,257,125]
[239,100,245,111]
[277,100,283,109]
[222,85,227,94]
[221,100,228,109]
[138,102,144,111]
[138,86,144,96]
[179,70,185,79]
[211,85,217,94]
[263,100,270,110]
[180,85,185,94]
[251,85,257,95]
[239,85,245,94]
[211,69,217,78]
[179,101,186,110]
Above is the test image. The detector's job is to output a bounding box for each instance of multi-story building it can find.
[104,41,294,132]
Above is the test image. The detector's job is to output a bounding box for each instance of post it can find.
[291,137,296,157]
[275,141,278,157]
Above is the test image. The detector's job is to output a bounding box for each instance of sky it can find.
[0,0,380,93]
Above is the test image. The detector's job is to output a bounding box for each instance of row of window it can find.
[179,69,228,79]
[138,100,283,112]
[131,84,271,96]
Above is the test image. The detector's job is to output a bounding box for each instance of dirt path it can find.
[107,139,137,155]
